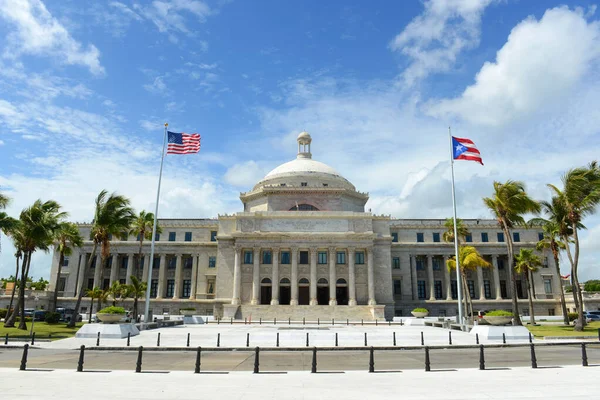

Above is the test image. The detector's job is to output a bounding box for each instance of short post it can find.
[135,346,143,373]
[217,333,220,347]
[529,343,537,369]
[528,332,533,343]
[361,319,363,326]
[157,332,161,347]
[393,332,396,346]
[244,317,247,325]
[303,317,305,325]
[77,345,85,372]
[476,333,479,345]
[259,318,262,325]
[311,347,317,373]
[127,332,131,347]
[479,345,485,370]
[502,333,506,344]
[288,317,291,325]
[96,332,100,346]
[19,344,29,371]
[346,319,349,326]
[369,346,375,373]
[388,320,391,326]
[421,331,424,346]
[31,332,35,346]
[187,332,190,347]
[274,318,276,325]
[254,347,260,373]
[306,332,309,347]
[581,343,588,367]
[364,332,368,346]
[400,319,403,326]
[246,333,250,347]
[448,331,452,345]
[335,332,338,347]
[375,319,378,326]
[424,346,431,372]
[230,317,233,325]
[217,317,220,325]
[318,318,320,326]
[4,333,8,345]
[276,332,280,347]
[332,318,334,326]
[194,347,201,373]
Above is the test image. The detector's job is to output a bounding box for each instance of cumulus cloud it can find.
[390,0,494,85]
[0,0,104,75]
[134,0,212,40]
[427,7,600,126]
[224,161,268,188]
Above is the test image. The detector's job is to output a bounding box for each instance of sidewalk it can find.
[1,365,595,399]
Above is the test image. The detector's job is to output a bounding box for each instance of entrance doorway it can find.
[279,278,291,305]
[260,278,272,305]
[298,278,310,305]
[336,278,348,305]
[317,278,329,305]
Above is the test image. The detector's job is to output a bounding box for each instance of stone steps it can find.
[238,305,379,321]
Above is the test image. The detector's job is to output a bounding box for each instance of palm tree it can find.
[442,217,470,244]
[86,287,102,323]
[514,249,543,325]
[4,200,66,330]
[129,211,161,280]
[446,246,491,320]
[107,281,128,306]
[51,222,83,312]
[69,190,135,328]
[548,161,600,331]
[0,190,18,255]
[483,180,541,326]
[97,289,109,311]
[128,276,147,323]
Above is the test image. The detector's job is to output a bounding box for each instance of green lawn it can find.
[0,322,84,340]
[527,321,600,338]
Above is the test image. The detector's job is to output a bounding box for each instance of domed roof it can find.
[264,158,341,179]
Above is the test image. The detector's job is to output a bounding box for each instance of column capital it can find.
[366,246,374,255]
[253,245,261,253]
[290,245,299,253]
[234,244,243,253]
[347,246,356,253]
[328,246,336,254]
[272,247,280,256]
[309,247,318,255]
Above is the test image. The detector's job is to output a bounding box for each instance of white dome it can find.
[265,158,341,178]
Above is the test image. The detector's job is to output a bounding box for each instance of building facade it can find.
[48,133,563,320]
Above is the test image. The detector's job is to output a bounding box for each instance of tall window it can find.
[182,280,191,298]
[544,278,553,294]
[451,280,457,299]
[355,251,365,264]
[90,256,96,269]
[500,280,507,298]
[393,280,402,296]
[243,251,253,264]
[87,278,94,291]
[391,232,398,242]
[62,256,70,267]
[299,251,309,264]
[185,232,192,242]
[208,256,216,268]
[484,280,491,299]
[336,251,346,264]
[538,232,544,241]
[416,257,425,270]
[481,232,489,242]
[168,257,176,269]
[281,251,290,264]
[155,233,160,241]
[150,280,158,297]
[467,280,475,298]
[497,232,504,242]
[465,234,473,243]
[139,256,144,270]
[318,251,327,264]
[58,278,66,292]
[434,280,443,299]
[433,232,440,242]
[121,257,128,269]
[416,232,424,243]
[513,232,520,242]
[417,280,426,299]
[516,280,524,299]
[432,257,441,270]
[184,257,193,269]
[169,232,176,241]
[166,280,175,297]
[153,257,160,269]
[210,231,217,242]
[262,250,272,264]
[392,257,400,269]
[497,258,505,270]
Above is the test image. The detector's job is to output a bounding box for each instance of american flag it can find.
[452,136,483,165]
[167,131,201,155]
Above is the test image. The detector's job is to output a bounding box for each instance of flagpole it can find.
[449,126,465,328]
[143,123,168,325]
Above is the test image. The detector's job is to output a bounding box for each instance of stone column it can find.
[427,255,435,301]
[271,248,280,305]
[196,254,208,298]
[328,247,337,305]
[477,266,485,300]
[251,246,260,305]
[126,254,134,285]
[232,246,242,305]
[109,254,119,285]
[190,254,199,299]
[348,247,357,306]
[290,246,299,305]
[444,255,452,300]
[173,254,183,299]
[93,254,102,288]
[367,247,376,305]
[492,255,502,300]
[156,254,167,299]
[140,254,149,283]
[309,247,317,305]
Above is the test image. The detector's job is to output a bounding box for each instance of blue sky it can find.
[0,0,599,281]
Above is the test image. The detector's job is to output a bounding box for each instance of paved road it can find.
[1,344,598,372]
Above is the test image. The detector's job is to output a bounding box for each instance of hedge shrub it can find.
[98,306,126,314]
[485,310,513,317]
[0,308,7,319]
[44,312,61,324]
[412,308,428,313]
[568,312,579,322]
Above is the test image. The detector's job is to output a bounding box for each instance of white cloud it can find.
[0,0,104,75]
[134,0,212,36]
[427,7,600,126]
[224,161,268,188]
[144,76,168,94]
[0,139,4,145]
[390,0,494,86]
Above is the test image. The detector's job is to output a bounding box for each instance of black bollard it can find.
[424,346,431,372]
[276,332,280,347]
[479,345,485,370]
[400,319,403,326]
[288,317,290,325]
[476,333,479,345]
[303,317,305,325]
[217,317,220,325]
[393,332,396,346]
[389,320,391,326]
[194,347,201,373]
[96,332,100,346]
[254,347,260,373]
[529,343,537,369]
[157,332,161,347]
[376,319,378,326]
[364,332,368,346]
[217,333,220,347]
[231,317,233,325]
[421,331,424,346]
[31,332,35,346]
[306,332,309,347]
[335,332,338,347]
[502,333,506,344]
[361,319,363,326]
[246,333,250,347]
[311,347,317,373]
[347,319,349,326]
[332,318,334,326]
[581,343,588,367]
[135,346,143,373]
[528,332,533,343]
[274,318,276,325]
[369,346,375,373]
[187,333,190,347]
[449,331,452,345]
[77,345,85,372]
[19,344,29,371]
[259,318,262,325]
[4,333,7,345]
[318,318,320,326]
[245,317,247,325]
[127,332,131,347]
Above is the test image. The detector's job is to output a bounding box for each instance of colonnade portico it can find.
[232,245,376,307]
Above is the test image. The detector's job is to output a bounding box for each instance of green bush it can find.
[564,285,573,293]
[412,308,428,313]
[0,308,7,319]
[584,280,600,292]
[485,310,513,317]
[568,312,579,322]
[180,307,196,311]
[44,312,61,324]
[97,306,126,314]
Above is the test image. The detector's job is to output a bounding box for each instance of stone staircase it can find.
[238,305,379,321]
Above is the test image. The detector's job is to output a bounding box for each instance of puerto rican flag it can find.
[452,136,483,165]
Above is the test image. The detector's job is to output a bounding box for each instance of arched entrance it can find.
[298,278,310,305]
[336,278,348,305]
[260,278,272,305]
[279,278,291,305]
[317,278,329,305]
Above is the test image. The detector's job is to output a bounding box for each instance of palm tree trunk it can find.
[17,252,32,330]
[461,272,472,323]
[68,243,97,328]
[505,227,522,326]
[51,252,64,313]
[563,231,584,331]
[133,295,138,323]
[73,254,82,298]
[526,272,536,325]
[88,296,94,324]
[5,254,21,327]
[136,238,143,280]
[553,252,569,325]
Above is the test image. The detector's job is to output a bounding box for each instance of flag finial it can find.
[165,122,168,127]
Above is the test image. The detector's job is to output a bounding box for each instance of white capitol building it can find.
[49,133,562,320]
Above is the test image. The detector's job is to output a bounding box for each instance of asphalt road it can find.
[1,344,599,372]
